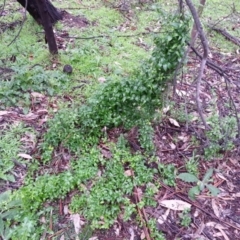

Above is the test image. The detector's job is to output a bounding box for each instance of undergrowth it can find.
[1,11,189,240]
[0,123,34,182]
[1,0,239,239]
[0,66,69,109]
[42,13,189,154]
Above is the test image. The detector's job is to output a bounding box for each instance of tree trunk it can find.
[17,0,61,54]
[16,0,62,25]
[189,0,207,47]
[35,0,58,54]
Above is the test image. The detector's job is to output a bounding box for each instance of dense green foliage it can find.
[0,66,69,108]
[77,15,189,130]
[43,14,189,154]
[0,12,189,239]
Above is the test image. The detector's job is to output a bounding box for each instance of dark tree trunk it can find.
[35,0,58,54]
[16,0,62,25]
[17,0,61,54]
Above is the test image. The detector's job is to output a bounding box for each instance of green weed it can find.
[0,2,190,239]
[185,154,199,176]
[205,114,236,159]
[177,168,220,200]
[148,218,165,239]
[139,122,155,153]
[158,163,177,187]
[0,65,69,109]
[179,208,191,227]
[0,123,34,182]
[70,148,155,229]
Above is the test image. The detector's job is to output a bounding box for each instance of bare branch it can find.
[189,0,206,48]
[185,0,209,130]
[189,44,240,138]
[7,0,27,47]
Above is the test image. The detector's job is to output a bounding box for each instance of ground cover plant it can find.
[1,0,240,239]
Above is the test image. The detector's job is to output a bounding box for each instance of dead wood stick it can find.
[134,187,152,240]
[185,0,209,130]
[158,180,240,231]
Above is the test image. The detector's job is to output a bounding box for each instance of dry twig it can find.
[185,0,209,130]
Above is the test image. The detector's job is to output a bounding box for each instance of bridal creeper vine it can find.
[43,14,190,153]
[77,14,189,132]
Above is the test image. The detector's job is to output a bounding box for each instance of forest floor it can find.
[1,0,240,239]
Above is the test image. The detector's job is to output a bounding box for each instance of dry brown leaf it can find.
[124,169,133,177]
[159,199,191,211]
[216,172,227,181]
[207,222,229,240]
[185,234,208,239]
[195,221,205,235]
[0,111,9,116]
[216,227,230,240]
[36,109,48,115]
[114,224,120,236]
[100,147,112,159]
[98,77,106,83]
[135,187,143,201]
[163,106,170,113]
[157,208,170,224]
[70,214,83,235]
[63,205,69,215]
[178,135,189,142]
[39,116,48,125]
[176,89,188,97]
[18,153,32,159]
[169,142,176,150]
[31,92,45,98]
[233,192,240,197]
[23,113,39,120]
[88,237,98,240]
[211,199,220,218]
[129,227,135,240]
[140,230,146,240]
[206,222,227,229]
[169,118,180,127]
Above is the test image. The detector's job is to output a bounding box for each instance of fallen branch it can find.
[210,26,240,47]
[158,179,240,232]
[134,186,152,240]
[189,44,240,142]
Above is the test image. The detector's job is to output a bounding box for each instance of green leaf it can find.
[1,209,20,220]
[0,218,4,235]
[3,225,11,240]
[177,173,199,183]
[0,191,11,204]
[198,181,205,191]
[188,186,200,200]
[202,168,213,183]
[206,184,220,196]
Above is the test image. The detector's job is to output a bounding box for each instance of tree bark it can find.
[185,0,209,130]
[16,0,62,25]
[17,0,61,54]
[35,0,58,54]
[189,0,206,47]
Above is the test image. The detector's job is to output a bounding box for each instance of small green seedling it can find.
[179,208,191,227]
[177,168,220,200]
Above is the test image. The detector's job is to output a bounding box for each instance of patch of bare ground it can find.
[61,10,89,29]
